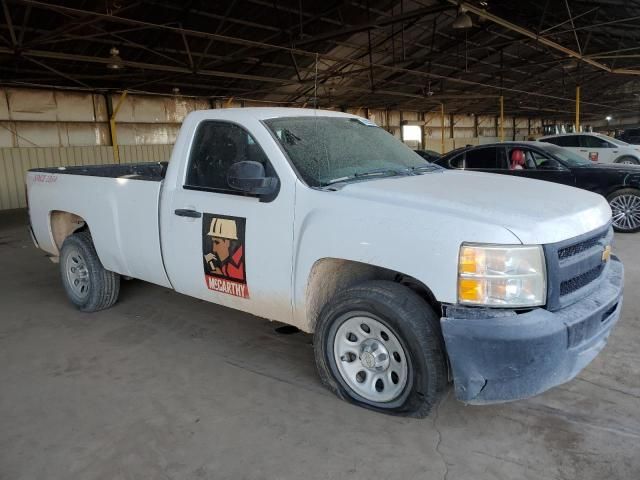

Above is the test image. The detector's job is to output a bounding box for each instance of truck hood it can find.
[335,170,611,244]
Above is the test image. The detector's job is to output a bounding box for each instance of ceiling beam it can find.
[1,0,16,45]
[4,0,640,114]
[292,4,453,47]
[455,1,640,76]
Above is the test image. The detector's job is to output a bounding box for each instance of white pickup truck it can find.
[27,108,624,417]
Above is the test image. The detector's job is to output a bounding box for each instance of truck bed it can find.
[29,162,168,181]
[26,162,172,289]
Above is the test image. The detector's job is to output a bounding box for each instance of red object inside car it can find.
[511,149,525,169]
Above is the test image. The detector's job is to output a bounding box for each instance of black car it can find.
[414,149,441,162]
[434,141,640,233]
[617,128,640,145]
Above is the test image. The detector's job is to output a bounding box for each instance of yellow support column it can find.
[440,103,445,154]
[575,85,581,132]
[499,95,504,142]
[110,91,128,164]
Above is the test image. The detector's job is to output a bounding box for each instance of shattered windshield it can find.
[264,116,436,187]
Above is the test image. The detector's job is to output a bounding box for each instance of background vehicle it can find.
[617,128,640,145]
[435,141,640,233]
[539,132,640,164]
[26,109,623,417]
[413,149,441,162]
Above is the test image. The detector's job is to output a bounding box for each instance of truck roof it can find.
[186,107,358,122]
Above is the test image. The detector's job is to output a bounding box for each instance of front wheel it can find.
[615,156,639,165]
[608,188,640,233]
[314,280,447,417]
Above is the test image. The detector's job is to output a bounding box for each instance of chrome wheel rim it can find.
[620,159,636,165]
[65,247,90,299]
[333,316,408,403]
[610,194,640,231]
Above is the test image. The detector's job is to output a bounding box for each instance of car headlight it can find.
[458,244,546,307]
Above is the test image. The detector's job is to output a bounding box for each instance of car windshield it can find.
[264,116,437,187]
[539,143,593,166]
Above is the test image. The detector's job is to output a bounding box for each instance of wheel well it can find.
[614,155,639,163]
[304,258,440,332]
[50,211,87,254]
[605,186,640,199]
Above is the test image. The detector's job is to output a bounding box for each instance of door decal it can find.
[202,214,249,298]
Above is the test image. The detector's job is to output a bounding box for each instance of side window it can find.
[530,150,563,169]
[555,136,579,147]
[529,150,546,167]
[449,153,465,168]
[581,135,613,148]
[540,137,559,146]
[464,147,505,169]
[185,121,271,192]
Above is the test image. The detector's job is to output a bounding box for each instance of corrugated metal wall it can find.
[0,86,548,211]
[0,87,212,148]
[0,144,173,210]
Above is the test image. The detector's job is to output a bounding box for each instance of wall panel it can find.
[0,144,173,210]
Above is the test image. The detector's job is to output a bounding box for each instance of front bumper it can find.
[441,256,624,404]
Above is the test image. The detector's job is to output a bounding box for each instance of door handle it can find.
[174,209,201,218]
[579,149,587,152]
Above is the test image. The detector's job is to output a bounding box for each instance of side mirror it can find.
[227,161,278,196]
[538,160,564,170]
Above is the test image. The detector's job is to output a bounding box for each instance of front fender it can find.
[291,189,521,330]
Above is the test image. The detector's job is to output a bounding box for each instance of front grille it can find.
[560,264,605,296]
[544,223,612,311]
[557,230,607,260]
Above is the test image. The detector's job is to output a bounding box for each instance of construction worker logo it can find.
[202,214,248,298]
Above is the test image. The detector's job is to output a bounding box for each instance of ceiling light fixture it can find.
[107,47,124,70]
[606,115,612,121]
[452,7,473,29]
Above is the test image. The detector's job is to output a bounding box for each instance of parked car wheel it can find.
[314,280,447,417]
[615,156,639,165]
[608,188,640,233]
[60,230,120,311]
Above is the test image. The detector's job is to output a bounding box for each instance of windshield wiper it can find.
[323,168,406,186]
[408,164,440,173]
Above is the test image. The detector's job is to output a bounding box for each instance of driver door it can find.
[160,120,295,323]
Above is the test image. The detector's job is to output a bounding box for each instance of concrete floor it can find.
[0,209,638,480]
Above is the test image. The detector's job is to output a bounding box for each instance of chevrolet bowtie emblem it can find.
[602,245,611,262]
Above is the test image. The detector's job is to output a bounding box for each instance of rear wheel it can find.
[60,230,120,311]
[314,280,447,417]
[608,188,640,233]
[615,156,639,165]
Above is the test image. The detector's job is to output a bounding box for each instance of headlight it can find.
[458,244,546,307]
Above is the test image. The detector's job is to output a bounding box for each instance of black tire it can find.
[314,280,447,418]
[59,230,120,311]
[607,188,640,233]
[615,156,639,165]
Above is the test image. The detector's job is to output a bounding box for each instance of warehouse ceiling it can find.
[1,0,640,118]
